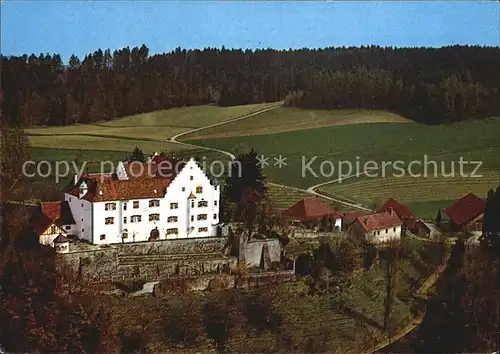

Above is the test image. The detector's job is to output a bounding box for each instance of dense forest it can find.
[2,44,500,127]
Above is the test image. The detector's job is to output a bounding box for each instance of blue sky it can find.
[2,1,499,62]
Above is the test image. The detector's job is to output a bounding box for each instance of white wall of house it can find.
[39,230,64,247]
[163,158,220,240]
[349,222,401,243]
[334,217,342,231]
[65,158,221,245]
[367,225,401,243]
[65,193,93,243]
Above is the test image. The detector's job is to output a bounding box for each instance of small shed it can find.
[415,220,442,241]
[53,234,70,254]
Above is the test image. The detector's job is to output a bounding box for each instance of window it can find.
[149,199,160,208]
[133,201,139,209]
[385,229,388,234]
[197,214,207,221]
[182,187,186,192]
[213,213,217,219]
[105,203,116,211]
[214,200,218,206]
[82,229,84,232]
[123,217,127,224]
[191,200,195,208]
[81,203,83,207]
[50,225,56,234]
[214,185,218,190]
[166,228,178,235]
[149,214,160,221]
[123,203,127,211]
[170,203,178,209]
[122,229,128,239]
[191,215,194,222]
[69,197,72,202]
[131,215,142,223]
[377,231,380,235]
[105,217,114,225]
[65,226,71,230]
[198,200,208,207]
[100,234,105,240]
[168,216,178,223]
[196,186,203,193]
[190,176,193,180]
[81,218,83,222]
[198,227,208,232]
[393,228,396,232]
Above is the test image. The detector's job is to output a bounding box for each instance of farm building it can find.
[348,212,402,244]
[377,198,416,232]
[282,197,342,230]
[442,193,485,235]
[415,220,442,241]
[30,201,76,249]
[341,211,371,230]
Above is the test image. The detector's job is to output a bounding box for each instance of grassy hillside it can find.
[191,118,500,207]
[182,107,411,140]
[25,102,280,152]
[320,171,500,219]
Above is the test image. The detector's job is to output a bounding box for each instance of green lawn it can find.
[191,119,500,198]
[320,172,500,219]
[182,107,411,140]
[25,102,280,151]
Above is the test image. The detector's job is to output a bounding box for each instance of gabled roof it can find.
[53,234,69,243]
[353,212,402,232]
[377,198,415,219]
[283,197,340,221]
[40,201,75,225]
[32,217,65,235]
[65,176,171,202]
[342,211,371,225]
[442,193,485,226]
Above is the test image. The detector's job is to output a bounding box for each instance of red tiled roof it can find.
[377,198,415,219]
[342,211,371,225]
[41,201,61,221]
[354,212,402,232]
[65,176,172,202]
[38,201,75,225]
[442,193,485,226]
[283,197,339,221]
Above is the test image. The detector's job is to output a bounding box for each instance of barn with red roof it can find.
[377,198,417,231]
[442,193,485,233]
[282,197,343,230]
[348,212,403,244]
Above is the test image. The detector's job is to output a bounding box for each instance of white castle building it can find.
[58,155,221,245]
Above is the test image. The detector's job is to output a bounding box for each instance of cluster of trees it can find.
[3,45,500,127]
[0,123,122,352]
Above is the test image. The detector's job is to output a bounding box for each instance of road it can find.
[167,103,369,212]
[166,106,451,352]
[366,252,449,353]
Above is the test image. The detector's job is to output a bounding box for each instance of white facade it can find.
[65,158,220,245]
[349,222,402,244]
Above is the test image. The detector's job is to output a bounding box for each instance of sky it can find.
[2,0,499,62]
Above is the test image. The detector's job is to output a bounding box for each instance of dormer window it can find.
[196,186,203,193]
